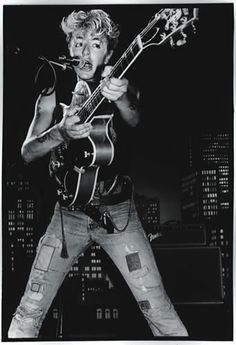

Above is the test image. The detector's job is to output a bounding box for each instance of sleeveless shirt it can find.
[53,68,132,182]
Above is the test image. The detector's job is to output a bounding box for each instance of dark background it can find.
[4,3,233,222]
[3,3,234,341]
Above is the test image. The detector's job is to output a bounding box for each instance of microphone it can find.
[58,55,79,66]
[58,55,86,68]
[38,55,84,70]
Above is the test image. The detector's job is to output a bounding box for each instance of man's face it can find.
[69,29,112,81]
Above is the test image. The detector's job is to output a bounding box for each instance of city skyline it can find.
[2,4,234,340]
[3,4,233,225]
[3,129,233,339]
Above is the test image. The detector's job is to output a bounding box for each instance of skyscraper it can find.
[5,169,38,273]
[181,132,233,298]
[181,133,232,222]
[134,194,160,235]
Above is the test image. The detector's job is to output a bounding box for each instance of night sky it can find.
[3,4,234,222]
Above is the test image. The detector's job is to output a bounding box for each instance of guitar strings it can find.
[80,8,196,122]
[79,35,140,115]
[78,9,169,122]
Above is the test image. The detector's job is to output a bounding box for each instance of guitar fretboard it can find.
[76,12,162,123]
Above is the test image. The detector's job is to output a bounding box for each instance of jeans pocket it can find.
[106,199,138,233]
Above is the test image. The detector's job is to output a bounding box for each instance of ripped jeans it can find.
[8,199,188,338]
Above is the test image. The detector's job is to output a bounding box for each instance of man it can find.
[8,9,188,338]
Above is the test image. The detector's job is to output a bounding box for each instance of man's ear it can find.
[104,50,113,65]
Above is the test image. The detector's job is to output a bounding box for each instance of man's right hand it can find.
[58,102,93,140]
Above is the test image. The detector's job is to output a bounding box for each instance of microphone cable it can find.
[34,56,57,96]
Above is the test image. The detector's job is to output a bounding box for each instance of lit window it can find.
[113,309,119,319]
[105,309,110,319]
[97,308,102,320]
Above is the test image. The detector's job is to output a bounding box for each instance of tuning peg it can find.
[165,21,170,31]
[182,8,189,16]
[170,36,175,47]
[191,22,197,34]
[160,32,167,41]
[176,38,187,46]
[176,30,187,46]
[180,16,188,24]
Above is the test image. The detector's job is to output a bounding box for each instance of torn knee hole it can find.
[16,304,43,318]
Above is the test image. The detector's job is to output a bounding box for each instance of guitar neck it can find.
[77,7,198,123]
[77,13,160,123]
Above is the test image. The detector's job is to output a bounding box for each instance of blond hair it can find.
[61,9,120,51]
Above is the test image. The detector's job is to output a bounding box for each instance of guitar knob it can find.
[52,160,63,169]
[84,151,93,158]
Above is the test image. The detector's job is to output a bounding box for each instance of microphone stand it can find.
[38,56,73,70]
[38,55,83,70]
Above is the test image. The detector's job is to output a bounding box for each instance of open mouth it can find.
[79,60,92,71]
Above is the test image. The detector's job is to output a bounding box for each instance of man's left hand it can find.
[101,65,128,103]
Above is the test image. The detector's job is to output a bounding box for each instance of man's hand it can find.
[58,103,93,140]
[100,65,140,127]
[101,65,128,103]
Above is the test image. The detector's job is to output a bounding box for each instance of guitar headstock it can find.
[141,8,199,48]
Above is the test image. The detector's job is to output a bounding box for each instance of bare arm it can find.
[21,91,63,163]
[21,90,92,163]
[101,66,141,127]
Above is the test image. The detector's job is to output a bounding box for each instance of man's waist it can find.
[68,175,132,210]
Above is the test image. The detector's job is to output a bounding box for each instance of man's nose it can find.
[82,44,90,57]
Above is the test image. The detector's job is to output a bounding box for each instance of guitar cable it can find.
[99,176,134,233]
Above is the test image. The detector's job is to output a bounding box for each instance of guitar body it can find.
[57,165,100,207]
[67,115,114,168]
[49,81,115,207]
[49,7,198,207]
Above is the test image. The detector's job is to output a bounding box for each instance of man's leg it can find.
[8,205,91,338]
[94,200,188,337]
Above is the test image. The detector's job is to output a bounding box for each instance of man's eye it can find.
[74,42,83,48]
[92,43,101,49]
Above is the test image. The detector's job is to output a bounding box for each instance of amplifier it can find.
[153,246,224,304]
[148,225,206,247]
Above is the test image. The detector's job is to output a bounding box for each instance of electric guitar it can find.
[49,7,199,207]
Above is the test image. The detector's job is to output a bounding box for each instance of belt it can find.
[63,176,133,241]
